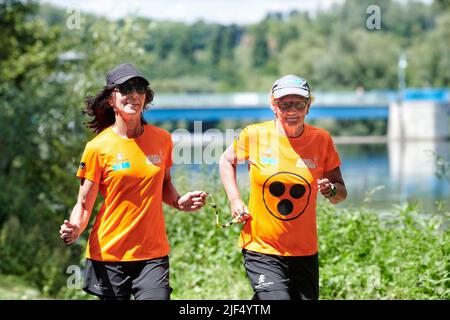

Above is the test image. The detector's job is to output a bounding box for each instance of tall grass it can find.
[318,201,449,299]
[14,167,446,299]
[164,167,449,300]
[165,166,252,299]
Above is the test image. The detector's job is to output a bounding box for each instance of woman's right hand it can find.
[230,199,250,223]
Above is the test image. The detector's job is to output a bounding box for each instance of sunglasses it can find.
[276,100,308,112]
[116,79,147,95]
[208,193,245,229]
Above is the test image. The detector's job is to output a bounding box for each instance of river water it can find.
[336,140,449,213]
[171,139,450,214]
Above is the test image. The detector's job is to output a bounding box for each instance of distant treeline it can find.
[36,0,450,93]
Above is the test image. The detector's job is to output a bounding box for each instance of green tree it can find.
[433,0,450,12]
[209,25,224,66]
[0,0,83,294]
[251,24,270,69]
[0,1,159,296]
[408,12,450,87]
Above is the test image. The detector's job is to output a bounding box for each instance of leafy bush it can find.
[164,170,449,299]
[318,201,449,299]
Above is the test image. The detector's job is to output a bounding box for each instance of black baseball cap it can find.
[106,63,149,86]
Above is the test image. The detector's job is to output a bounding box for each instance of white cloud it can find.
[41,0,345,25]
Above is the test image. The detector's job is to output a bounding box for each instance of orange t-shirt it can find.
[76,125,173,262]
[234,121,341,256]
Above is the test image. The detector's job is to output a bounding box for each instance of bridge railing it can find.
[152,89,449,109]
[152,90,398,108]
[145,89,449,122]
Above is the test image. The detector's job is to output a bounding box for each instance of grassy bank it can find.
[165,200,449,299]
[0,274,48,300]
[164,170,449,299]
[1,169,448,299]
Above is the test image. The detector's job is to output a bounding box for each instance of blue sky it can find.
[41,0,346,25]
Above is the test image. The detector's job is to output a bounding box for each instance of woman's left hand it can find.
[177,191,209,211]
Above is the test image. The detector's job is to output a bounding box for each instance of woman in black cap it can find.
[59,63,208,300]
[220,74,347,300]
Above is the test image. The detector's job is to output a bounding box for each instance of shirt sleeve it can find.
[233,127,250,162]
[324,133,341,172]
[76,143,102,184]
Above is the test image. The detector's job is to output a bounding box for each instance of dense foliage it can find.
[57,170,449,300]
[166,171,449,300]
[35,0,450,92]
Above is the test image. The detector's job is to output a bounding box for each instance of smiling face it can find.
[271,94,311,130]
[109,77,147,120]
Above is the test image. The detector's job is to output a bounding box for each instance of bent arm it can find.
[71,178,99,230]
[219,145,250,221]
[162,167,181,208]
[65,178,99,243]
[219,144,241,203]
[162,168,208,211]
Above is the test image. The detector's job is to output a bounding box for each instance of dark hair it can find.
[82,85,155,135]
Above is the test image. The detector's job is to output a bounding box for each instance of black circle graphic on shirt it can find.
[290,184,306,199]
[277,199,294,215]
[269,181,285,197]
[262,172,311,221]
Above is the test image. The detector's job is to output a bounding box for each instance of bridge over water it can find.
[145,91,389,121]
[143,89,449,139]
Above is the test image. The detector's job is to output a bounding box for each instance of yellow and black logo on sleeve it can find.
[262,172,311,221]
